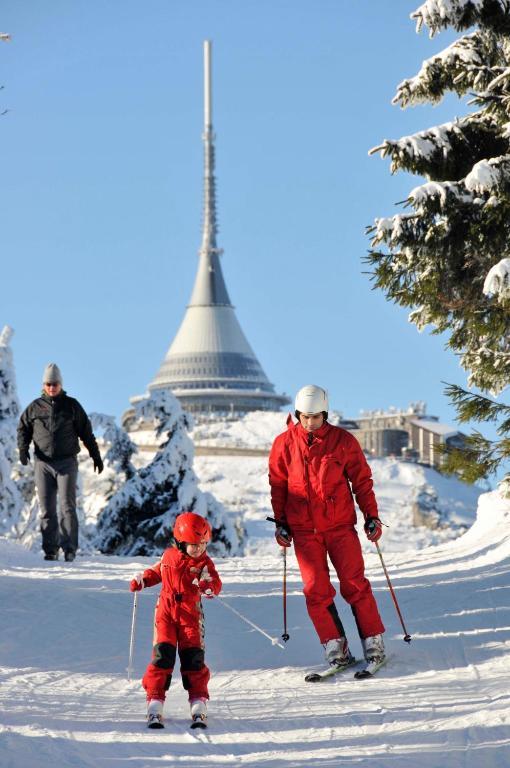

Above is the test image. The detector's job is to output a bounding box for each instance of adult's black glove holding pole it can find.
[267,516,290,642]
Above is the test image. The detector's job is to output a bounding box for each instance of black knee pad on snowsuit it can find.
[328,602,346,637]
[179,646,204,671]
[152,642,177,669]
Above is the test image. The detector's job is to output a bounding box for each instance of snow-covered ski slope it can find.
[1,489,509,767]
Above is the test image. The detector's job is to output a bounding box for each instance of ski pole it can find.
[281,547,290,642]
[127,591,139,681]
[266,515,290,642]
[375,542,412,643]
[215,595,286,649]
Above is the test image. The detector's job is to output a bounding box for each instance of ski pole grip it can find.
[266,516,276,524]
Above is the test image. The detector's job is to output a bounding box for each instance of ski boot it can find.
[190,698,207,729]
[147,699,164,729]
[355,634,386,679]
[324,637,355,669]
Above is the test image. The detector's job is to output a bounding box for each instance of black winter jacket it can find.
[17,391,101,462]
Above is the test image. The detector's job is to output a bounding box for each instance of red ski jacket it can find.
[269,420,378,534]
[141,546,222,618]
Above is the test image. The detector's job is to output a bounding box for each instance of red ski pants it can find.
[293,526,385,643]
[142,600,210,702]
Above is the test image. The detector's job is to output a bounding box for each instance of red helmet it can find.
[173,512,211,544]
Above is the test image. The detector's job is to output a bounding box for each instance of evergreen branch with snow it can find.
[368,5,510,480]
[439,429,509,483]
[438,387,510,484]
[411,0,510,39]
[443,383,510,425]
[370,116,507,180]
[394,31,501,106]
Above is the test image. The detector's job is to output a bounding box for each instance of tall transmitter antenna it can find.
[204,39,212,128]
[197,39,225,287]
[145,40,289,417]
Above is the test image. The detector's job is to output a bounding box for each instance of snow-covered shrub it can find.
[96,390,242,557]
[0,326,24,534]
[89,412,137,481]
[0,325,20,463]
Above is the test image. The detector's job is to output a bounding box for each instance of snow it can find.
[370,122,459,164]
[371,214,416,247]
[408,418,457,438]
[3,408,505,765]
[483,257,510,301]
[411,0,489,37]
[408,179,466,209]
[192,410,288,449]
[393,32,483,105]
[0,325,20,465]
[0,325,23,534]
[464,157,510,194]
[1,486,509,767]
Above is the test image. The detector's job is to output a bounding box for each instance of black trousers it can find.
[35,456,79,555]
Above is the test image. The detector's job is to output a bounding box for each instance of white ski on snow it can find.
[305,655,358,682]
[354,655,389,680]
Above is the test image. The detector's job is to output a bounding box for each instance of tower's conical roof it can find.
[147,41,289,417]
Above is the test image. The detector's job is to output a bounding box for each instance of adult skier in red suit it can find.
[269,385,385,670]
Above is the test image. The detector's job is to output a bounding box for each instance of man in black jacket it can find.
[17,363,104,561]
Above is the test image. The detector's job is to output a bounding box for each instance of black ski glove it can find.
[364,516,383,543]
[93,455,104,474]
[275,524,292,548]
[20,449,30,466]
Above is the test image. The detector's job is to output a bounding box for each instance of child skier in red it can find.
[129,511,222,729]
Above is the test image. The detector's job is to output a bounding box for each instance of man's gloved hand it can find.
[93,456,104,474]
[130,572,144,592]
[20,449,30,466]
[275,524,292,548]
[364,516,383,543]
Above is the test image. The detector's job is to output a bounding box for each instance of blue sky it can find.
[1,1,494,439]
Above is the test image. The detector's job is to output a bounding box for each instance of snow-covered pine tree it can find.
[0,325,24,532]
[89,412,137,481]
[0,326,20,462]
[367,0,510,487]
[96,390,242,556]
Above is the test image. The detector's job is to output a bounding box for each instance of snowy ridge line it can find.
[334,491,510,592]
[413,624,510,640]
[0,653,127,677]
[136,442,269,457]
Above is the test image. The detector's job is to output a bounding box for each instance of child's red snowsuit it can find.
[269,419,384,643]
[140,546,222,703]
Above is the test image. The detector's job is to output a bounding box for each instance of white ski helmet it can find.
[295,385,329,414]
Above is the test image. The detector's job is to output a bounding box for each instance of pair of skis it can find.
[304,655,387,683]
[146,661,386,730]
[147,713,207,730]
